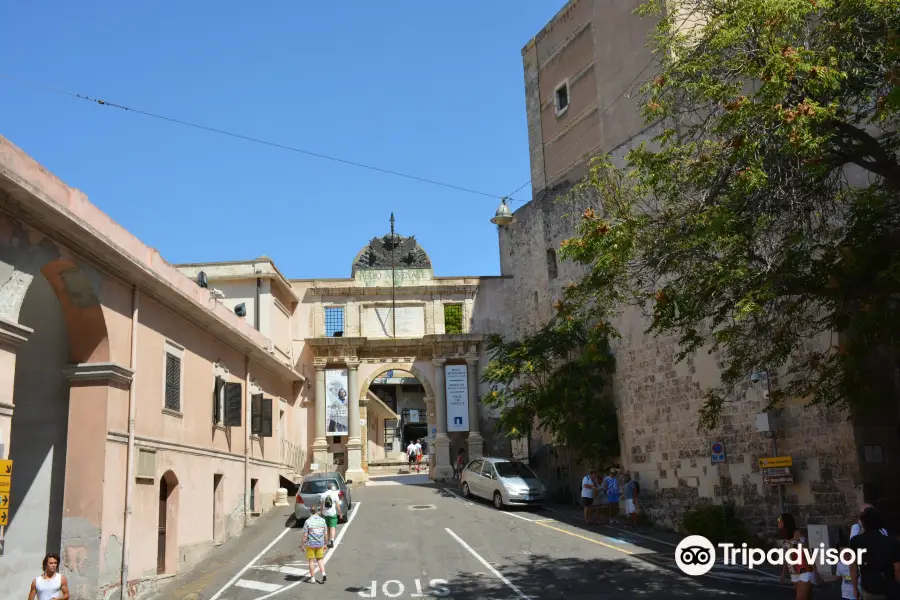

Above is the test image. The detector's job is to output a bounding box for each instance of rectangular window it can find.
[325,307,344,337]
[213,376,225,425]
[444,304,463,334]
[163,342,183,412]
[547,248,558,280]
[223,381,243,427]
[554,80,569,116]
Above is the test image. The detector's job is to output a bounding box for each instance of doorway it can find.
[157,470,179,575]
[213,474,224,545]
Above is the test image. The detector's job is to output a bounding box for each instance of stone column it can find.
[61,362,133,600]
[359,400,369,472]
[425,396,436,474]
[312,365,328,470]
[466,357,484,459]
[345,360,366,483]
[432,358,453,480]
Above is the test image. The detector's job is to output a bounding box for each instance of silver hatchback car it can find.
[460,457,546,509]
[294,472,353,523]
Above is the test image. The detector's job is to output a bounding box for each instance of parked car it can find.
[294,471,353,524]
[460,457,546,509]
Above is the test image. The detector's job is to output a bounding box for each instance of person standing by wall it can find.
[603,468,621,525]
[581,469,597,525]
[623,472,639,526]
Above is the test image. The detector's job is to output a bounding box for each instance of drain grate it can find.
[409,504,437,510]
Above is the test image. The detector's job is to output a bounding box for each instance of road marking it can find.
[366,480,401,486]
[253,501,362,600]
[533,519,554,523]
[208,521,295,600]
[445,528,531,600]
[235,579,282,592]
[252,565,308,576]
[534,521,635,555]
[505,511,536,522]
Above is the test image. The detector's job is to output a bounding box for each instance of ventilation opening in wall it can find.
[546,249,558,280]
[136,448,157,481]
[554,81,569,115]
[533,291,539,315]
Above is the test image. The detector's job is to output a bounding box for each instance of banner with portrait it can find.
[325,368,349,436]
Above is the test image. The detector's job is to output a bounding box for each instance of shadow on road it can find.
[342,552,794,599]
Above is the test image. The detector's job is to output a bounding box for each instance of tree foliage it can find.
[481,314,620,466]
[560,0,900,428]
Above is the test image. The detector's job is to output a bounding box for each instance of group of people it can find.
[299,482,345,585]
[406,438,426,473]
[779,505,899,600]
[581,467,640,526]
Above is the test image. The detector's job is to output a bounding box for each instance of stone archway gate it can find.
[306,334,484,482]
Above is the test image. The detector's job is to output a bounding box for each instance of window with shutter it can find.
[260,397,273,437]
[164,352,181,411]
[251,394,263,435]
[224,382,243,427]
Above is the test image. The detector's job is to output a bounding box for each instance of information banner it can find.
[446,365,469,432]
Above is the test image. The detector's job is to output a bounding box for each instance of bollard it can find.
[275,487,289,507]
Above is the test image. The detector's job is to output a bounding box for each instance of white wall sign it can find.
[364,305,425,338]
[445,365,469,432]
[408,409,419,423]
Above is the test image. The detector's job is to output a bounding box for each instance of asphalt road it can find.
[152,474,803,600]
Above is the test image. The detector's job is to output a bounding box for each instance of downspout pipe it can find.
[120,286,140,600]
[244,355,251,527]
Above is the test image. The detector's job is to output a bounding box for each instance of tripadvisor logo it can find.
[675,535,866,576]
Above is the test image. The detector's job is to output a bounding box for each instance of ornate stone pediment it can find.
[354,234,432,271]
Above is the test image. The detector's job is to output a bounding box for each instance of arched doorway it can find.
[157,470,179,575]
[359,364,435,471]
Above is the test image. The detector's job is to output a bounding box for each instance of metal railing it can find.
[280,439,306,475]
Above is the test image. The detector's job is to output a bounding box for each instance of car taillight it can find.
[296,494,304,504]
[338,491,344,499]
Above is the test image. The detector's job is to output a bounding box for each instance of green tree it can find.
[561,0,900,428]
[481,313,620,467]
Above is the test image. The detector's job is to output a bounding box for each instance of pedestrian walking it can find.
[602,468,621,524]
[581,469,598,525]
[778,513,818,599]
[406,440,417,472]
[301,505,328,584]
[849,507,900,600]
[820,540,860,600]
[28,553,69,600]
[414,439,423,473]
[851,503,890,539]
[454,448,466,480]
[623,472,640,526]
[321,482,342,548]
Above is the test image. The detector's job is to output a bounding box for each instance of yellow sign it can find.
[0,508,7,526]
[0,460,10,476]
[0,478,8,494]
[759,456,792,468]
[0,493,8,507]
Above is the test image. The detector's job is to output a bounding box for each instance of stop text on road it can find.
[358,578,450,598]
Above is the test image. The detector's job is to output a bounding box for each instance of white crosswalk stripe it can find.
[235,579,283,592]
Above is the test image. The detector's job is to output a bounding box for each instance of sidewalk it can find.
[543,502,789,586]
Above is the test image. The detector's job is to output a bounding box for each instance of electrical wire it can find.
[0,72,526,203]
[503,7,700,201]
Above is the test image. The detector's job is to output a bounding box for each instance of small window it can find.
[547,248,558,280]
[444,304,463,334]
[554,81,569,116]
[163,342,183,412]
[325,307,344,337]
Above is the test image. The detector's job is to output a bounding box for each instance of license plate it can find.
[523,495,532,500]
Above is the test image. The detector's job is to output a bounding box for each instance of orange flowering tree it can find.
[562,0,900,428]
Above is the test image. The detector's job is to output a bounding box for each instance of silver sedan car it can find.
[294,471,353,523]
[460,457,546,509]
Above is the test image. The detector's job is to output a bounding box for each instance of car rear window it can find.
[300,480,337,494]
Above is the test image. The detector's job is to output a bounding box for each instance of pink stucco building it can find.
[0,135,506,599]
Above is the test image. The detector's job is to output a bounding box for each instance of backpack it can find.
[632,480,640,495]
[324,494,334,509]
[305,518,326,548]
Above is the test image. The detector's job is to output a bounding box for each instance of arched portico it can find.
[0,215,130,599]
[356,361,435,400]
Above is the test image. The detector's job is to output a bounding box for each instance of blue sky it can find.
[0,2,567,279]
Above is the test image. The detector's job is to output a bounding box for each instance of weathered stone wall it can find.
[493,127,865,533]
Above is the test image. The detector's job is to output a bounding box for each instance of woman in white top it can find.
[28,552,69,600]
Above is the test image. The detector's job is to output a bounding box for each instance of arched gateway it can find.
[305,231,487,483]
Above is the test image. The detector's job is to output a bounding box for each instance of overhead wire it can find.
[503,6,700,201]
[0,72,526,203]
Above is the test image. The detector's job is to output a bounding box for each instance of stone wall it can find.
[493,127,867,533]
